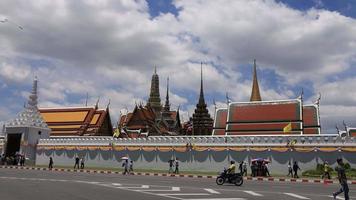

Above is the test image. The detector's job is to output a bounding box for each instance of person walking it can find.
[243,162,248,176]
[168,159,174,174]
[129,160,134,174]
[322,161,331,179]
[238,162,243,174]
[174,158,179,174]
[293,161,301,178]
[74,156,80,169]
[122,159,129,175]
[80,157,85,169]
[333,158,349,200]
[287,161,293,177]
[265,163,271,177]
[48,157,54,169]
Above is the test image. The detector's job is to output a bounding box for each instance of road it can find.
[0,168,354,200]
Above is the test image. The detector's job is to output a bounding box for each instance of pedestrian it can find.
[122,159,129,175]
[20,155,25,166]
[243,162,247,176]
[333,158,349,200]
[265,163,270,177]
[168,159,174,173]
[293,161,301,178]
[48,157,54,169]
[80,157,85,169]
[287,161,293,177]
[174,158,179,174]
[322,161,331,180]
[129,160,134,174]
[74,156,80,169]
[239,162,243,174]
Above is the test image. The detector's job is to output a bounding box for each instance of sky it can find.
[0,0,356,134]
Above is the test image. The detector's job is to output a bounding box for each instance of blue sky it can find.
[1,0,356,133]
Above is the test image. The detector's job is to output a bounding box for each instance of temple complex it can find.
[190,64,214,135]
[118,68,181,137]
[213,60,321,136]
[39,104,113,136]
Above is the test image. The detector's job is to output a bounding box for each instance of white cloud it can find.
[0,63,32,83]
[0,0,355,132]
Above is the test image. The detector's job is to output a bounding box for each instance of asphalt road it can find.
[0,168,354,200]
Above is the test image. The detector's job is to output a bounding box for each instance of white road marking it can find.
[111,183,122,186]
[243,190,263,196]
[184,198,246,200]
[138,186,181,192]
[117,185,150,189]
[204,188,220,194]
[328,195,343,200]
[284,193,310,199]
[158,193,210,196]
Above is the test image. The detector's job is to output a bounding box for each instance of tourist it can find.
[251,162,257,177]
[174,158,179,174]
[333,158,349,200]
[20,155,25,166]
[322,161,331,179]
[122,159,129,175]
[243,162,247,176]
[293,161,301,178]
[80,157,85,169]
[129,160,134,174]
[239,162,243,174]
[168,159,174,173]
[74,156,80,169]
[0,154,4,165]
[48,157,54,169]
[287,161,293,177]
[265,162,270,177]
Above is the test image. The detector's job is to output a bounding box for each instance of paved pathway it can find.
[0,168,355,200]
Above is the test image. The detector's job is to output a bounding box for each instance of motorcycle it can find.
[216,168,243,186]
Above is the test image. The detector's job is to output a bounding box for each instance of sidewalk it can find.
[1,165,355,185]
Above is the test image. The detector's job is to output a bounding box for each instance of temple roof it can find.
[6,77,49,129]
[191,63,213,135]
[39,106,112,136]
[250,59,262,101]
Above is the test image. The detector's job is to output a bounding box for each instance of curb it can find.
[1,165,355,185]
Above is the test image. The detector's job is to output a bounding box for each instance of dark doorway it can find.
[5,134,22,157]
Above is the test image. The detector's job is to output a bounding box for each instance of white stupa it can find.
[6,77,48,128]
[4,77,50,163]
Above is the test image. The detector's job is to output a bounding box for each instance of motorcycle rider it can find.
[227,160,236,180]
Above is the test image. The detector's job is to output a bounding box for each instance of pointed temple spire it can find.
[250,59,262,101]
[199,62,205,105]
[191,62,213,135]
[27,76,38,108]
[147,66,161,113]
[163,77,170,112]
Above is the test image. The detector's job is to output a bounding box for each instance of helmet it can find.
[230,160,235,164]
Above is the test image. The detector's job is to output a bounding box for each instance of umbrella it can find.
[251,158,270,163]
[121,156,129,160]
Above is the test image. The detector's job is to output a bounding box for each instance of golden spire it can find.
[250,59,262,101]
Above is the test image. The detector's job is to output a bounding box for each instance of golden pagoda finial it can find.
[250,59,262,101]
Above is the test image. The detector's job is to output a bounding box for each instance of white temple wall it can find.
[35,149,356,174]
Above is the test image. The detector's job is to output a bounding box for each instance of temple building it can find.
[118,68,181,137]
[190,64,214,135]
[213,60,321,136]
[39,104,113,136]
